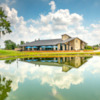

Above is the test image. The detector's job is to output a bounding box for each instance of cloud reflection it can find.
[0,56,100,92]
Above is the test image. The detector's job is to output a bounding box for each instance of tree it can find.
[20,41,25,45]
[5,59,16,64]
[16,44,20,48]
[0,7,12,38]
[0,75,12,100]
[85,45,93,50]
[4,40,16,50]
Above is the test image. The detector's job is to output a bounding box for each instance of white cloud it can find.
[49,1,56,12]
[1,0,16,5]
[6,0,16,4]
[91,24,100,29]
[0,1,100,48]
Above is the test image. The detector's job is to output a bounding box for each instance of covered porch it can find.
[22,45,58,51]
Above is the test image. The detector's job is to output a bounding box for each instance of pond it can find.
[0,56,100,100]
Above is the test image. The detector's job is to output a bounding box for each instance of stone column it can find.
[32,48,34,51]
[69,45,71,50]
[57,44,60,51]
[22,46,24,51]
[69,57,71,61]
[40,48,42,51]
[82,42,85,50]
[66,57,68,62]
[66,44,68,50]
[63,57,65,62]
[54,58,56,61]
[62,44,65,51]
[53,46,56,51]
[58,57,61,63]
[28,48,30,51]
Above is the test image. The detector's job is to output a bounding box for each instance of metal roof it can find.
[20,37,87,47]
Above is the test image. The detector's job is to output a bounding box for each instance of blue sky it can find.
[0,0,100,47]
[3,0,100,24]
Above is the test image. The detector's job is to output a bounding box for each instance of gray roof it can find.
[21,60,74,68]
[20,37,86,47]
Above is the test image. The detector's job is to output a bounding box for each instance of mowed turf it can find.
[0,49,100,59]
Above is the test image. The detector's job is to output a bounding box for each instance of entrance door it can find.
[65,44,66,50]
[71,47,73,50]
[60,44,62,50]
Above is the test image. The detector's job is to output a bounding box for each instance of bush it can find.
[85,45,93,50]
[93,47,98,50]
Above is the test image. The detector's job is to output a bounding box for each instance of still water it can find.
[0,56,100,100]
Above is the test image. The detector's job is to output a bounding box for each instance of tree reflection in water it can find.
[0,75,12,100]
[4,59,16,64]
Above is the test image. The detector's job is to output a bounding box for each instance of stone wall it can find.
[57,43,61,50]
[81,42,86,50]
[74,38,81,50]
[62,34,70,40]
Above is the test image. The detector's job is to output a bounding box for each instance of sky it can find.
[0,0,100,47]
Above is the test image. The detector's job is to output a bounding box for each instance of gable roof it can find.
[20,37,87,47]
[21,39,62,46]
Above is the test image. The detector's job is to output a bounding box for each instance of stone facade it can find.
[62,34,70,40]
[57,43,61,51]
[21,34,87,51]
[74,38,81,50]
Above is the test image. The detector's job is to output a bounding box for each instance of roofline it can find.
[61,34,71,38]
[74,37,87,44]
[20,37,87,47]
[56,37,87,45]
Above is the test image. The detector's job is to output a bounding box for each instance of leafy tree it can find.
[4,40,16,50]
[0,7,12,38]
[16,44,20,48]
[5,59,16,64]
[0,75,12,100]
[99,44,100,47]
[93,44,99,47]
[20,41,25,45]
[93,47,98,50]
[85,45,93,50]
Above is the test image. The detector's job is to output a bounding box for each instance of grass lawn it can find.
[0,49,100,59]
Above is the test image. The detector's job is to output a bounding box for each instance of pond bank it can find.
[0,50,100,60]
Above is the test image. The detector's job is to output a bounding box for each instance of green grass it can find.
[0,49,100,59]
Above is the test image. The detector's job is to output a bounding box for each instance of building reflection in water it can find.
[20,56,91,72]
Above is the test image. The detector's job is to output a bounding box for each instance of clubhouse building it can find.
[20,34,87,51]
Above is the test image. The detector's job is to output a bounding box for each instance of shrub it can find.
[85,45,93,50]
